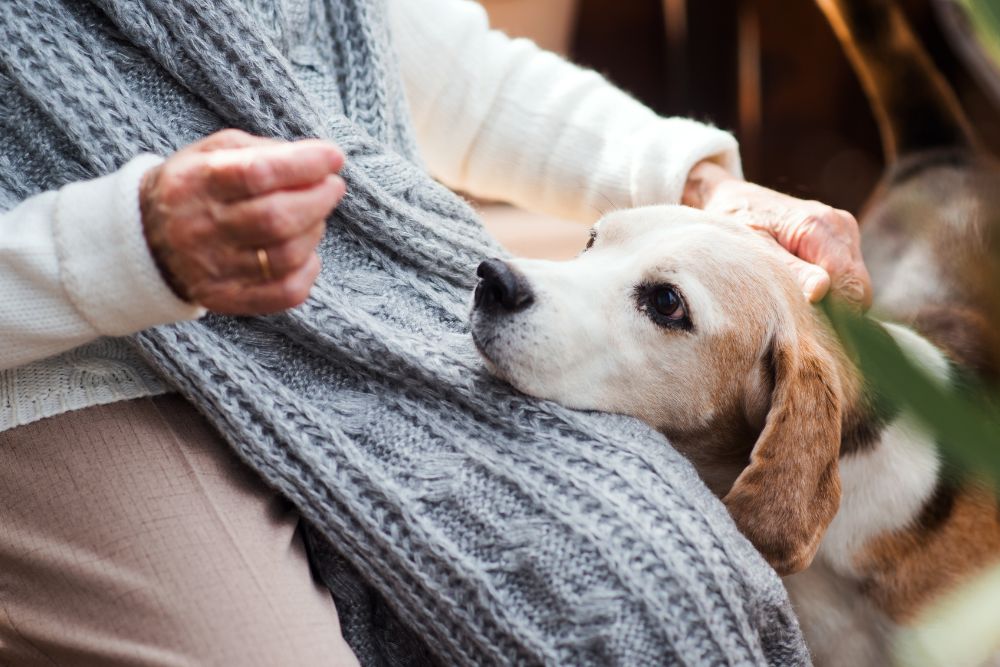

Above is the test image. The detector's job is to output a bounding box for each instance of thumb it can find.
[784,254,831,303]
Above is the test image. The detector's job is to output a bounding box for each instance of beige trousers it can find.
[0,395,360,667]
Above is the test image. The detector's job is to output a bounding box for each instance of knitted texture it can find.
[0,1,810,664]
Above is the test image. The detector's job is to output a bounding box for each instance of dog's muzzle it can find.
[473,258,534,314]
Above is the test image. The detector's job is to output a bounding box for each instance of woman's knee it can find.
[0,397,358,666]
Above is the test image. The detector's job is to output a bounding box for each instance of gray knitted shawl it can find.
[0,1,810,664]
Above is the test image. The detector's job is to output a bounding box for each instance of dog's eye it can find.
[584,228,597,251]
[637,284,692,331]
[652,288,684,319]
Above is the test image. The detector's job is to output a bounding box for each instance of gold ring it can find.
[256,248,274,281]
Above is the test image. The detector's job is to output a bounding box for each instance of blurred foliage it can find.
[893,560,1000,667]
[957,0,1000,68]
[816,5,1000,664]
[822,299,1000,488]
[821,299,1000,666]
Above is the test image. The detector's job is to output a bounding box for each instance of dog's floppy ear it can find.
[724,328,842,575]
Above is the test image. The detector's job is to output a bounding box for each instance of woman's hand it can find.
[682,160,873,310]
[140,129,346,315]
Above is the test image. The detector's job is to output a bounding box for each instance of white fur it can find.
[470,205,790,432]
[869,242,946,315]
[790,324,954,665]
[472,205,981,665]
[820,414,941,575]
[784,562,894,667]
[820,324,948,575]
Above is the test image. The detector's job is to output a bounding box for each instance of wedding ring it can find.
[256,248,274,281]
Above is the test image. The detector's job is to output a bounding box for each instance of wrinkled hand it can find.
[140,129,346,315]
[683,160,872,310]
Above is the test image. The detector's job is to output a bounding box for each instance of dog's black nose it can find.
[474,258,534,312]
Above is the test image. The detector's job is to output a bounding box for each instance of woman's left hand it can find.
[682,160,873,311]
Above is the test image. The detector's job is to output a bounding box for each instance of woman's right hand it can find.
[683,160,872,310]
[140,129,346,315]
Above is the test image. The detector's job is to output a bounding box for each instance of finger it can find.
[205,140,345,201]
[828,260,873,311]
[216,174,345,245]
[191,129,279,153]
[197,253,322,315]
[234,220,326,281]
[752,206,872,309]
[797,229,872,309]
[783,254,831,303]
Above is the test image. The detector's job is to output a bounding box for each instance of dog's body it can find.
[787,2,1000,662]
[471,0,1000,662]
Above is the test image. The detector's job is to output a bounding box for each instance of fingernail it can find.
[803,272,826,301]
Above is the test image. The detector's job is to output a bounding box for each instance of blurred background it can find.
[475,0,1000,258]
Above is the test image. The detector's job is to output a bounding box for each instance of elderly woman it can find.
[0,0,868,664]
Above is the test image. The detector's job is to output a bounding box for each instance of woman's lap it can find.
[0,394,358,667]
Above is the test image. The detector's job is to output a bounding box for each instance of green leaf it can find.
[822,300,1000,487]
[957,0,1000,70]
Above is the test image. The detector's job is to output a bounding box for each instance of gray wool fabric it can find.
[0,0,811,664]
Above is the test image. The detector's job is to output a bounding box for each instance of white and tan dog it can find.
[471,0,1000,662]
[470,205,998,664]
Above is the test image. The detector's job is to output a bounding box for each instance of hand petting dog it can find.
[683,159,873,310]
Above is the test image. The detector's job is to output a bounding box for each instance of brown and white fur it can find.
[470,0,1000,663]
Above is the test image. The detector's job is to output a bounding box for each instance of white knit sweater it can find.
[0,0,740,431]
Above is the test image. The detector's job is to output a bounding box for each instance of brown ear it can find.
[723,331,843,575]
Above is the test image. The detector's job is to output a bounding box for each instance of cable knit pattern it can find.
[0,0,809,664]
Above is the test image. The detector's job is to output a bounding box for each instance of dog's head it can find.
[471,205,843,574]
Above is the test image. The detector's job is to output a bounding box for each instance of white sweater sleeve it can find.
[0,155,205,371]
[388,0,743,223]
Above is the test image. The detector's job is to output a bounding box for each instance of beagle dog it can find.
[471,0,1000,663]
[471,204,998,663]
